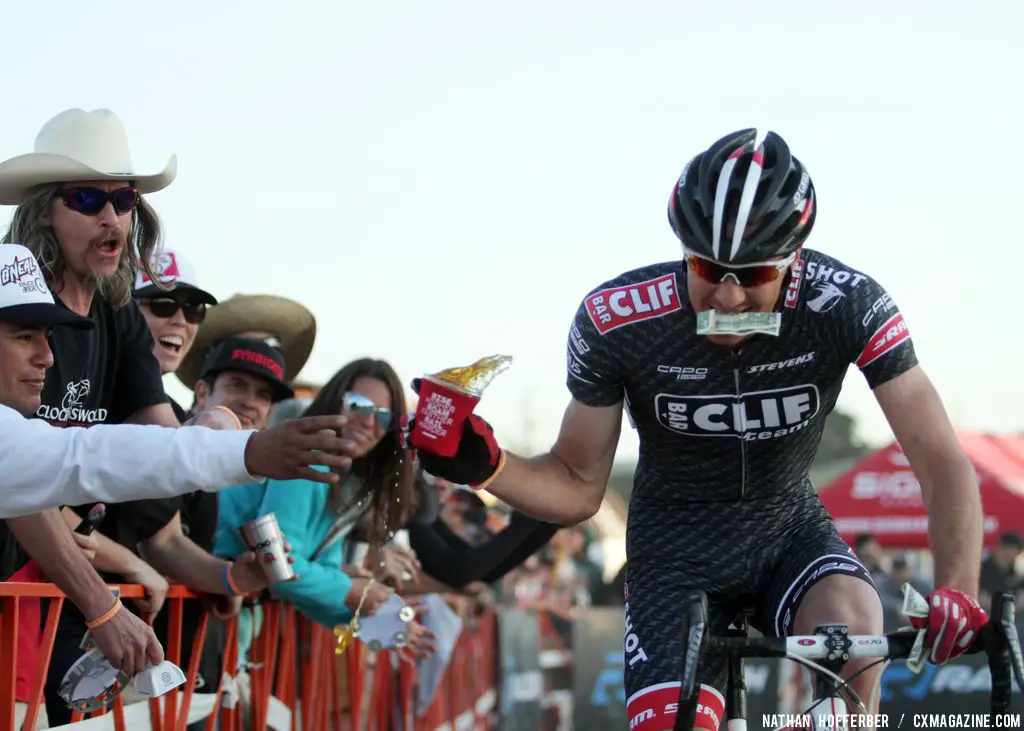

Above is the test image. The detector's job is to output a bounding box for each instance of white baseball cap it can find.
[0,244,93,330]
[133,248,217,304]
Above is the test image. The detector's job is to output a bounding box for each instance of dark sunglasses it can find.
[142,297,208,325]
[685,251,796,288]
[343,391,394,430]
[59,186,140,216]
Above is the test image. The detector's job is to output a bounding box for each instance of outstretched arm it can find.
[0,406,354,518]
[485,400,622,524]
[874,366,981,595]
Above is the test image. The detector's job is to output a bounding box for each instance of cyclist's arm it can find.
[873,365,982,595]
[485,399,622,525]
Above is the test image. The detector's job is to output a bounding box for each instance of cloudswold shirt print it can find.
[38,295,168,427]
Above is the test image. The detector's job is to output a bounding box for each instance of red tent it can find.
[818,431,1024,549]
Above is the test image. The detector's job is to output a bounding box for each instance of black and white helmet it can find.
[668,128,816,264]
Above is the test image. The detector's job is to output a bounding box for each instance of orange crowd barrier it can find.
[0,583,498,731]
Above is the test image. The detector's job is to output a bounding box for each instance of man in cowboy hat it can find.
[0,107,181,429]
[177,293,316,393]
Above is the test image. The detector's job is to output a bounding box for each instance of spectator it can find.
[980,531,1024,611]
[214,355,436,717]
[0,107,181,719]
[131,247,223,723]
[853,533,891,584]
[176,293,316,399]
[0,243,114,728]
[406,470,559,593]
[877,554,933,630]
[48,336,297,725]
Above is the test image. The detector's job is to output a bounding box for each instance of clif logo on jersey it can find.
[856,313,911,368]
[585,273,681,335]
[655,385,821,440]
[783,254,804,309]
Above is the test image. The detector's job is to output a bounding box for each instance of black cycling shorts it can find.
[622,516,874,730]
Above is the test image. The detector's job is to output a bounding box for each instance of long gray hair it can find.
[1,183,165,308]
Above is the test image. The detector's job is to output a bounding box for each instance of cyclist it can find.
[411,128,986,730]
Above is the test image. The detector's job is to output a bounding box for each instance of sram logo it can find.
[856,313,911,368]
[655,384,820,440]
[585,273,681,335]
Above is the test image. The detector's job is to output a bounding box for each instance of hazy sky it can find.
[2,1,1021,463]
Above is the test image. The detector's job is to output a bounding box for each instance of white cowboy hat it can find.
[0,108,177,205]
[175,294,316,391]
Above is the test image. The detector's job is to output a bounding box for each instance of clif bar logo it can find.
[784,254,804,309]
[585,273,681,335]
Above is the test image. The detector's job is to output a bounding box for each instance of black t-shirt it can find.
[0,296,168,579]
[37,295,168,427]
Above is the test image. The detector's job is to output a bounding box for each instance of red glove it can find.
[908,588,988,663]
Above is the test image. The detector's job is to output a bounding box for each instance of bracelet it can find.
[208,405,243,430]
[85,598,123,630]
[474,450,507,492]
[223,563,244,597]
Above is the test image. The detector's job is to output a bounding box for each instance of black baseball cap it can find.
[199,336,294,402]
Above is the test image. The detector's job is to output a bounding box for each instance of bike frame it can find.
[672,589,1024,731]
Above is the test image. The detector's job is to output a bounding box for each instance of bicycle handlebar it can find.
[675,589,1024,729]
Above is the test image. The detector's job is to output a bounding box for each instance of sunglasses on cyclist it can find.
[141,297,208,325]
[343,391,394,430]
[685,250,797,288]
[58,186,140,216]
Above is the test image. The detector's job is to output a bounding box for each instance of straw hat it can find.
[0,108,176,205]
[175,294,316,391]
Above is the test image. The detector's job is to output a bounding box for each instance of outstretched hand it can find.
[245,415,358,483]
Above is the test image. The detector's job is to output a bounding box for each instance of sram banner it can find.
[656,384,821,440]
[585,273,681,334]
[850,470,924,508]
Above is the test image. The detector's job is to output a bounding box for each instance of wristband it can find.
[85,598,122,630]
[208,405,243,430]
[223,563,244,597]
[473,449,507,491]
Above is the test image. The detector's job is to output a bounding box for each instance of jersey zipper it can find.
[733,364,746,498]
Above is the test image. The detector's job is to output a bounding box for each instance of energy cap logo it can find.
[655,384,820,441]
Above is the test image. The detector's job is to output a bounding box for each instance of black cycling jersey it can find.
[567,247,915,506]
[563,248,918,729]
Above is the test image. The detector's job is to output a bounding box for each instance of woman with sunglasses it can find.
[213,358,436,660]
[132,248,216,418]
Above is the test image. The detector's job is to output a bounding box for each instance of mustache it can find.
[88,229,126,247]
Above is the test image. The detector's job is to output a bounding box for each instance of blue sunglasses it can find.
[343,392,394,430]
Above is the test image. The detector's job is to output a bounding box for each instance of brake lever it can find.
[993,593,1024,692]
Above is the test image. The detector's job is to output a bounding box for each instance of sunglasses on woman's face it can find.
[59,186,140,216]
[343,391,394,430]
[142,297,208,325]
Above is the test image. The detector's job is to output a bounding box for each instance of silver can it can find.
[240,513,295,584]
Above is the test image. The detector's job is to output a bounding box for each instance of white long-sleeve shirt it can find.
[0,404,259,518]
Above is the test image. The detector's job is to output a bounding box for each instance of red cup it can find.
[409,376,480,457]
